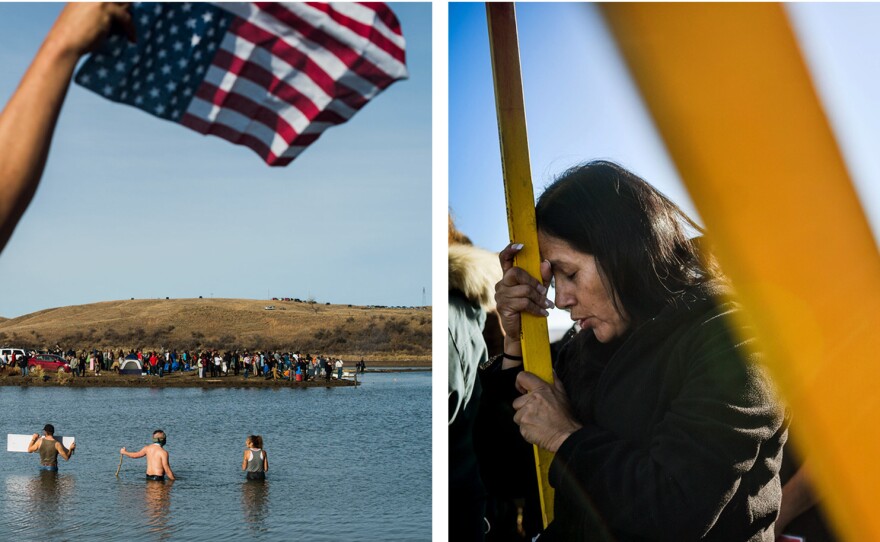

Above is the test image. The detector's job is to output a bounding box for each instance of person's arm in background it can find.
[56,439,75,460]
[0,3,134,253]
[26,433,41,453]
[775,463,819,537]
[162,452,175,480]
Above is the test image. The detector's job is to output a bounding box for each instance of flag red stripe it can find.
[357,3,403,37]
[181,112,275,164]
[195,80,325,149]
[229,18,370,112]
[194,82,300,145]
[252,3,399,88]
[211,47,346,125]
[302,2,405,64]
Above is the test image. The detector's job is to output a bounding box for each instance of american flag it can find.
[74,2,408,166]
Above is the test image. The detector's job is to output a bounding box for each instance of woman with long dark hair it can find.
[490,161,787,541]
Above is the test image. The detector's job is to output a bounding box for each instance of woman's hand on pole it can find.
[512,371,582,453]
[494,243,554,356]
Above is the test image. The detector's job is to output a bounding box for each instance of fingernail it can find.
[541,309,549,316]
[512,243,524,250]
[537,284,547,295]
[544,299,555,309]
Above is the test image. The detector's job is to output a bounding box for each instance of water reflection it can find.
[240,479,270,534]
[144,479,174,540]
[3,471,76,538]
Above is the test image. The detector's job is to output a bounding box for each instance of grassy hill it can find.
[0,298,431,363]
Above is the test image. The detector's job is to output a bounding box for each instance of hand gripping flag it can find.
[74,2,408,166]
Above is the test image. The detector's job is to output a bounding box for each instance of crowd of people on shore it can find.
[1,347,361,382]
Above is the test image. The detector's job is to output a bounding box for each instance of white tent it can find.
[119,357,142,375]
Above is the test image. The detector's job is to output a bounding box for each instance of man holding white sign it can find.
[26,424,75,471]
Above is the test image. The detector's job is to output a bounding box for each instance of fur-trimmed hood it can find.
[449,243,502,312]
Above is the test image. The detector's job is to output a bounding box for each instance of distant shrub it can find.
[384,318,409,335]
[56,371,73,385]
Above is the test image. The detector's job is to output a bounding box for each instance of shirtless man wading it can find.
[120,430,176,481]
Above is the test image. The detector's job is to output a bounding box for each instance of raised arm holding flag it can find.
[0,3,134,255]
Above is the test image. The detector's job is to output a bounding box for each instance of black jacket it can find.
[489,286,788,541]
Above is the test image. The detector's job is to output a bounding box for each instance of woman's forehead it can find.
[538,231,590,262]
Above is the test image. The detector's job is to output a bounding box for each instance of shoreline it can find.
[0,367,430,389]
[0,371,356,389]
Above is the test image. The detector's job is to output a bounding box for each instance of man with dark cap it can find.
[27,424,75,471]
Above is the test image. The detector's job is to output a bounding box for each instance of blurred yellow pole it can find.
[603,4,880,540]
[486,2,555,527]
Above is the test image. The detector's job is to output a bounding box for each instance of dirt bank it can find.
[0,370,360,389]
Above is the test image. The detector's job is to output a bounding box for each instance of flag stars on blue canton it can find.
[75,2,231,122]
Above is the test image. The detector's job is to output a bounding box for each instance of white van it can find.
[0,347,27,366]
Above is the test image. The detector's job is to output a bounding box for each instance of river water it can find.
[0,371,431,541]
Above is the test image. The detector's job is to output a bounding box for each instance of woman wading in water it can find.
[242,435,268,481]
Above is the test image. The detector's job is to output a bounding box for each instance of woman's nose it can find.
[553,286,572,310]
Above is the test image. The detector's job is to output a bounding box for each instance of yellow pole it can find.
[603,4,880,540]
[486,2,555,527]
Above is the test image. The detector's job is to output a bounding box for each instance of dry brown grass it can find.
[56,370,74,385]
[0,298,431,363]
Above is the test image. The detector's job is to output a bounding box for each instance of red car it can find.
[28,354,72,373]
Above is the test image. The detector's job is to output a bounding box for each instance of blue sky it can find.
[449,3,880,335]
[0,3,431,319]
